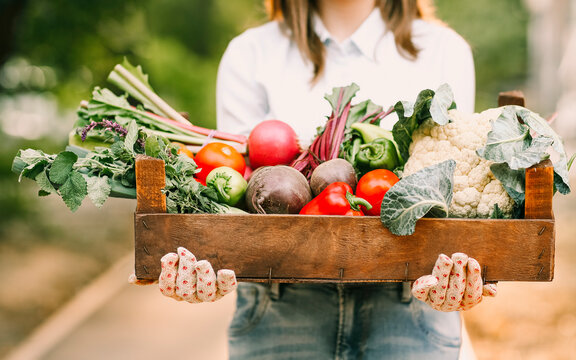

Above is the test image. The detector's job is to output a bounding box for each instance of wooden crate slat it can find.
[135,155,166,213]
[498,90,526,107]
[525,159,554,219]
[134,214,554,282]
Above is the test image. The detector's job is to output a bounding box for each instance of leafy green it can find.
[49,151,78,185]
[324,83,360,118]
[13,128,226,213]
[345,99,386,127]
[380,160,456,236]
[144,134,163,158]
[477,105,571,196]
[15,149,53,182]
[392,85,455,165]
[429,83,455,126]
[76,86,202,147]
[490,204,507,219]
[85,175,111,208]
[36,169,57,196]
[489,163,525,205]
[107,59,168,118]
[60,171,88,211]
[475,106,549,169]
[150,136,224,214]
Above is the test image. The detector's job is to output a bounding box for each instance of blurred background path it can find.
[4,253,236,360]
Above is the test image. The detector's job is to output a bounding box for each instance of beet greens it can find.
[291,83,392,178]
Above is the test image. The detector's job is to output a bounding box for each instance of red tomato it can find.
[355,169,399,216]
[193,142,246,183]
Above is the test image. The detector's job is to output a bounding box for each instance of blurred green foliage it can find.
[3,0,528,122]
[437,0,529,110]
[0,0,529,239]
[7,0,266,116]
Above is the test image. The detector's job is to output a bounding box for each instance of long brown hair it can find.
[265,0,438,81]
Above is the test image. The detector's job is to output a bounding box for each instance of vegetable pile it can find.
[11,61,574,237]
[291,84,394,178]
[380,84,574,234]
[75,60,246,153]
[13,60,247,214]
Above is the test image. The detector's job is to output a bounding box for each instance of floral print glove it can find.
[412,253,497,312]
[157,247,237,303]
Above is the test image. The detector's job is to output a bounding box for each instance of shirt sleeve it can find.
[441,29,476,113]
[216,33,269,135]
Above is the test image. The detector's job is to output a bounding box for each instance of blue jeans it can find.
[228,283,461,360]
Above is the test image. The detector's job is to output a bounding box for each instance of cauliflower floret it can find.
[403,108,515,218]
[477,179,515,216]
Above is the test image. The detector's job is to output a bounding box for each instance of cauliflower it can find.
[402,108,515,218]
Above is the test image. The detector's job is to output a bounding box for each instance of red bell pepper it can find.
[299,182,372,216]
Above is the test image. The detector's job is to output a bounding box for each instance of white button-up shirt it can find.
[216,9,475,147]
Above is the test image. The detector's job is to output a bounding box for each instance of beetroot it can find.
[309,158,357,196]
[245,165,312,214]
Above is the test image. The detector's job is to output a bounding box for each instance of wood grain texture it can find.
[498,90,526,107]
[135,155,166,214]
[134,213,554,282]
[525,159,554,219]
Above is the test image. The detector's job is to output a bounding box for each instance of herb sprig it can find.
[13,121,228,214]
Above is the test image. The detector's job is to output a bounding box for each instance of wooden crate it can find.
[133,92,555,283]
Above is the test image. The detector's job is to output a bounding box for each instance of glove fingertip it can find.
[128,273,138,284]
[176,246,189,254]
[483,283,498,297]
[177,247,197,262]
[412,275,436,300]
[217,269,236,279]
[467,258,480,270]
[450,252,469,266]
[195,259,213,269]
[161,252,179,266]
[414,275,438,288]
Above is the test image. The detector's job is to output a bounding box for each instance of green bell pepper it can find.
[350,122,403,163]
[356,138,400,172]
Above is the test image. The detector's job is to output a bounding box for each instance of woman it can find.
[216,0,475,144]
[156,1,493,359]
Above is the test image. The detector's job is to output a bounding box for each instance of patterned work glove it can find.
[157,247,237,303]
[412,253,497,312]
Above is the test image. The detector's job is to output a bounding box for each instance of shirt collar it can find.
[312,8,386,61]
[312,12,331,44]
